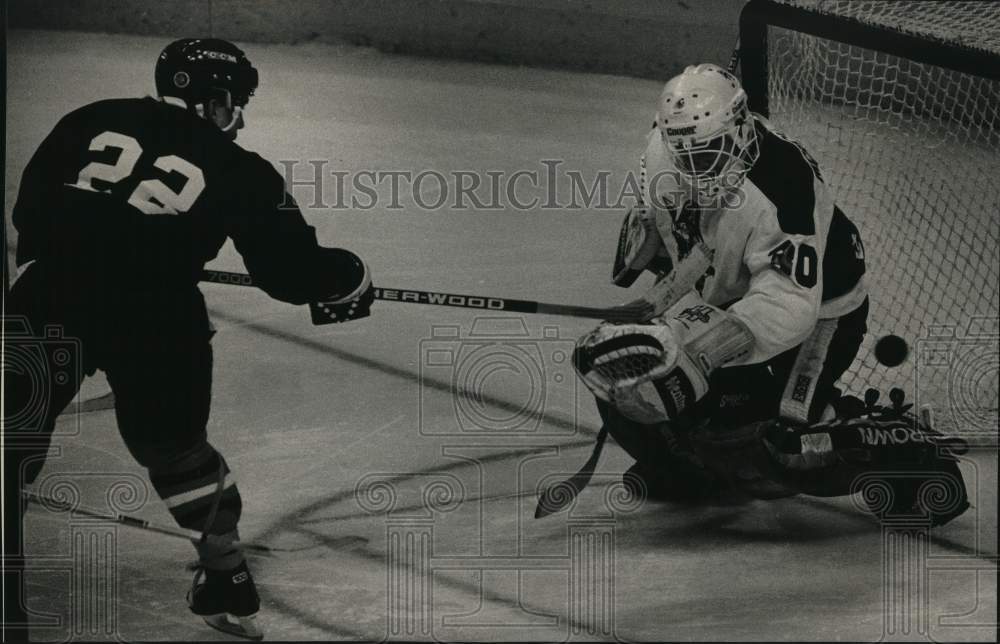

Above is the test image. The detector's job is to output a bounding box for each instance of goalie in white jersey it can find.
[575,64,869,500]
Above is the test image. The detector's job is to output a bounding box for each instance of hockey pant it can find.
[4,263,244,569]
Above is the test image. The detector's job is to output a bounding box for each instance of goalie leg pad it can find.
[775,298,869,424]
[763,399,970,525]
[595,399,720,502]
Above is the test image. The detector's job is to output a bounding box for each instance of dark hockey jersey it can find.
[12,97,346,304]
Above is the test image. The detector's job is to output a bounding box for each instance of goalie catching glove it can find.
[574,292,754,424]
[308,248,375,324]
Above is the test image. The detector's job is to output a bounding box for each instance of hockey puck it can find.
[874,334,909,367]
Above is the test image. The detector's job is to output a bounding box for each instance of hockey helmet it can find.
[655,64,759,197]
[155,38,258,109]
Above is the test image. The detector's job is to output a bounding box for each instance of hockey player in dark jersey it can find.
[5,39,374,639]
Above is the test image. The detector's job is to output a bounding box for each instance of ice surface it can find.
[6,30,996,641]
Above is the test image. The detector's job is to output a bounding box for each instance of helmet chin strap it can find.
[220,106,243,133]
[191,89,242,133]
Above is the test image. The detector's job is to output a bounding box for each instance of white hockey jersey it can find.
[639,116,867,365]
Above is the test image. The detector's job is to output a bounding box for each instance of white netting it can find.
[759,1,999,443]
[773,1,1000,54]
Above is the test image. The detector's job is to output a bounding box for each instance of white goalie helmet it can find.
[655,64,759,198]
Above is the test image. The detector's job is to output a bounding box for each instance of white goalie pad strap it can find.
[612,205,663,287]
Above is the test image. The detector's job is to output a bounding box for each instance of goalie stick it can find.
[200,269,636,322]
[534,427,609,518]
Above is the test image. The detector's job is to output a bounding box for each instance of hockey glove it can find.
[574,292,754,425]
[309,283,375,324]
[309,250,375,324]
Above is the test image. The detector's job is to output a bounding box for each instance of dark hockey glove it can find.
[308,249,375,324]
[309,283,375,324]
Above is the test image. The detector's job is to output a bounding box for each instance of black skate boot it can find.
[188,559,263,640]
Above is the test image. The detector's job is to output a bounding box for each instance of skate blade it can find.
[202,613,263,640]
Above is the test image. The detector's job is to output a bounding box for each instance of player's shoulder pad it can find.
[745,119,821,236]
[228,149,291,206]
[55,97,146,129]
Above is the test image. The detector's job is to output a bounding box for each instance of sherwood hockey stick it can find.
[22,491,300,556]
[200,269,638,321]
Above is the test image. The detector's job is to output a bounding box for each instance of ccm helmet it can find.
[155,38,258,109]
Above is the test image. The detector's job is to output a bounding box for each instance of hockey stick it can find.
[22,491,298,557]
[200,269,635,321]
[534,426,608,518]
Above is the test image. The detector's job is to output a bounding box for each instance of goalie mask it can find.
[655,64,759,199]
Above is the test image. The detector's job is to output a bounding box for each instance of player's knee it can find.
[146,440,242,535]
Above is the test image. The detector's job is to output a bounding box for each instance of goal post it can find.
[737,0,999,444]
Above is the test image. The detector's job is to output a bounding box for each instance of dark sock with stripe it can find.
[149,443,245,570]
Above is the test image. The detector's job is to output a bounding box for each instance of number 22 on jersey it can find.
[69,131,205,215]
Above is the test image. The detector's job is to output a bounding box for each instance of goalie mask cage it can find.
[738,0,998,444]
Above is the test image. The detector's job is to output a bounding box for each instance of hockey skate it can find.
[188,559,263,640]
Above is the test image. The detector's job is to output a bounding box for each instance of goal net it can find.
[738,0,999,444]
